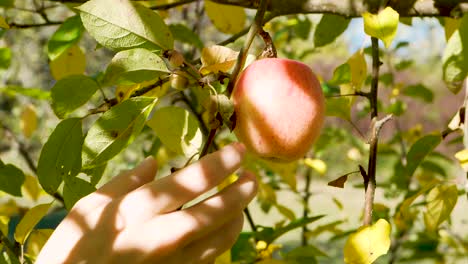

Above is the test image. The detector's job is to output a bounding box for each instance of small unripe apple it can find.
[233,58,325,162]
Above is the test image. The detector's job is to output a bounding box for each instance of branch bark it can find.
[44,0,467,17]
[210,0,467,17]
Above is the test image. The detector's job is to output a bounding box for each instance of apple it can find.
[232,58,325,162]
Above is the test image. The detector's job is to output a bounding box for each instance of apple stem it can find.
[227,0,270,95]
[258,29,277,58]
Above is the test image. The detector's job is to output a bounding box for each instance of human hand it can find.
[36,143,257,264]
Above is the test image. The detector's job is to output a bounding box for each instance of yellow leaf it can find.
[258,180,277,204]
[0,16,9,29]
[363,7,399,48]
[344,219,391,264]
[454,149,468,171]
[50,45,86,80]
[14,203,52,245]
[0,216,8,237]
[22,175,42,201]
[444,17,461,41]
[0,199,19,217]
[217,174,239,191]
[200,45,238,75]
[215,250,231,264]
[347,50,367,92]
[255,259,286,264]
[116,78,169,102]
[264,161,297,191]
[423,184,458,232]
[274,204,296,221]
[205,1,246,34]
[26,229,54,259]
[303,158,327,175]
[20,104,38,138]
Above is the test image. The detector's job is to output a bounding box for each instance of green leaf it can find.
[0,47,11,69]
[0,163,25,197]
[231,232,257,263]
[363,7,399,48]
[402,84,434,103]
[37,118,83,195]
[14,203,51,245]
[314,14,350,47]
[442,14,468,94]
[82,97,156,169]
[0,86,50,100]
[424,184,458,232]
[76,0,173,51]
[293,16,312,40]
[82,163,107,186]
[285,245,328,261]
[386,100,406,116]
[147,106,203,157]
[0,16,9,29]
[169,24,203,49]
[101,48,170,86]
[325,97,351,121]
[406,134,442,178]
[51,75,99,118]
[63,176,96,210]
[47,15,84,61]
[0,0,14,8]
[329,63,351,85]
[395,59,413,71]
[257,215,324,244]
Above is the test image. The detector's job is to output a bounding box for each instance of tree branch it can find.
[363,36,392,226]
[8,21,63,28]
[210,0,467,17]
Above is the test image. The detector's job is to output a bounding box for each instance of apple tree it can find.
[0,0,467,263]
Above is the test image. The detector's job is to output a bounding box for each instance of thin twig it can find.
[301,167,313,246]
[150,0,196,10]
[8,21,63,28]
[363,36,384,226]
[1,124,37,174]
[226,0,270,95]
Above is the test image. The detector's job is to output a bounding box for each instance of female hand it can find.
[36,143,257,264]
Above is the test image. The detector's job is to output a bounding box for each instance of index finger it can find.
[112,142,246,226]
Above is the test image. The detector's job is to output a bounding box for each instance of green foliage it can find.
[442,14,468,94]
[406,134,442,178]
[0,1,466,263]
[76,0,173,51]
[314,14,349,47]
[82,97,156,169]
[101,48,170,86]
[169,24,204,49]
[37,118,83,195]
[47,15,84,61]
[0,47,11,69]
[0,162,25,196]
[51,75,99,118]
[147,106,203,157]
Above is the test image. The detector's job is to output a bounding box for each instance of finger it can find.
[175,171,257,242]
[112,171,256,257]
[111,143,246,227]
[73,157,157,213]
[182,214,244,264]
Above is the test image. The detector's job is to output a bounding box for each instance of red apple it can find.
[233,58,325,162]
